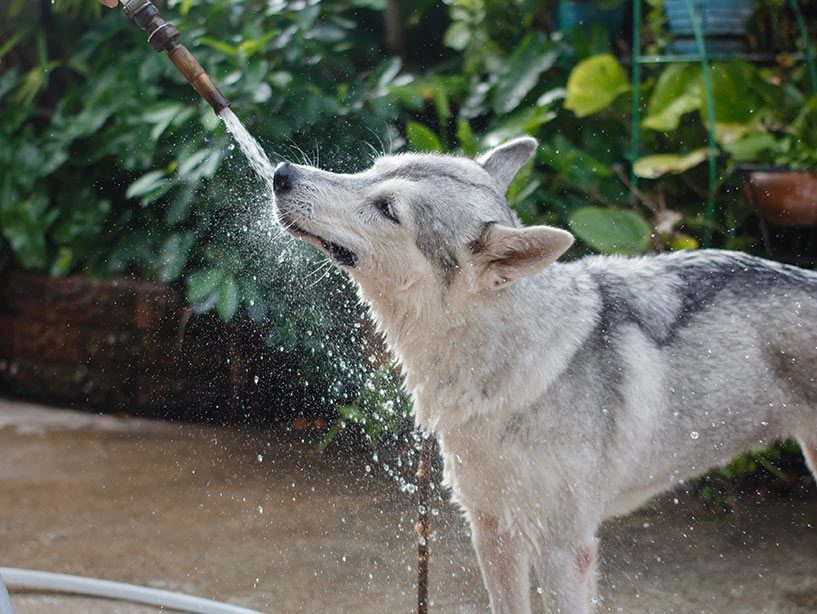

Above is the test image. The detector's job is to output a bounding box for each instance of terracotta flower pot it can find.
[747,171,817,227]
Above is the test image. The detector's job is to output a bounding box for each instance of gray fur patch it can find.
[412,197,461,286]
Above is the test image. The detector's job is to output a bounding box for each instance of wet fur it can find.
[272,138,817,614]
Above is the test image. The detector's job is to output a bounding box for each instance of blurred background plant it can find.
[1,0,817,460]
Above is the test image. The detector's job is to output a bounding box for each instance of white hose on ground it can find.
[0,568,265,614]
[0,572,14,614]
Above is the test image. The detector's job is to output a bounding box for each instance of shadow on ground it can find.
[1,398,815,613]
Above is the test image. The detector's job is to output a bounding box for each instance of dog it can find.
[272,136,817,614]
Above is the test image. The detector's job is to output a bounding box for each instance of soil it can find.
[1,398,815,613]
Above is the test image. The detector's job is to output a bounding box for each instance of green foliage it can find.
[564,54,630,117]
[317,361,412,450]
[568,207,652,255]
[0,0,422,418]
[3,0,816,466]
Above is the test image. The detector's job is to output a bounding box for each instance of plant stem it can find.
[416,433,433,614]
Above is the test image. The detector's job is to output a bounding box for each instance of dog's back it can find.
[544,249,817,516]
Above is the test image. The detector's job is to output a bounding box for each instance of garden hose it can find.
[0,572,13,614]
[0,567,265,614]
[120,0,231,115]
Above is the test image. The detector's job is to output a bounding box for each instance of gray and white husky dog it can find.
[272,136,817,614]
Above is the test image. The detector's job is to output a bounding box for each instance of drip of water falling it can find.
[220,108,276,195]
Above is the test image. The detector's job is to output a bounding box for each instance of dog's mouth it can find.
[279,215,359,269]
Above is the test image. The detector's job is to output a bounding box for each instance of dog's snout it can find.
[273,162,295,193]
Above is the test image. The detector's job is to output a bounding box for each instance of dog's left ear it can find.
[477,136,538,194]
[469,223,574,290]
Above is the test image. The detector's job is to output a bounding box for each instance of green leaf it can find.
[642,64,702,132]
[0,194,56,270]
[457,119,478,156]
[633,149,709,179]
[187,268,224,304]
[126,170,168,199]
[568,207,652,256]
[197,37,237,57]
[217,275,240,321]
[50,246,74,277]
[564,54,630,118]
[177,148,212,178]
[158,232,195,283]
[406,122,444,153]
[143,103,185,141]
[492,33,559,115]
[702,62,758,126]
[443,22,471,51]
[0,30,27,62]
[723,133,776,161]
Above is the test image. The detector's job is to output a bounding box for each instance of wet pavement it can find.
[1,397,816,613]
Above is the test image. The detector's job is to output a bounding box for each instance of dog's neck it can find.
[354,268,583,434]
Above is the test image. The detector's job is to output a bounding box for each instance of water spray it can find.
[120,0,230,115]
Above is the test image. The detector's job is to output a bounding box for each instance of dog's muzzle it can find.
[273,162,359,268]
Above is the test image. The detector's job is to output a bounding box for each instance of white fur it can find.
[272,140,817,614]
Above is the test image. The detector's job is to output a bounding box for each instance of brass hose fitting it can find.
[121,0,230,115]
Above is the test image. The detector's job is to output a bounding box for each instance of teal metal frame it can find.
[629,0,817,248]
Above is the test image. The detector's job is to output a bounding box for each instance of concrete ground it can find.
[1,397,816,613]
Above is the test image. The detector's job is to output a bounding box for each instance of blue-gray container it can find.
[559,1,626,36]
[665,0,755,54]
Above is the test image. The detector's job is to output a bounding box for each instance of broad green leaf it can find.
[482,107,556,147]
[564,54,630,118]
[143,103,184,141]
[642,64,701,132]
[538,134,613,185]
[633,149,709,179]
[217,275,240,321]
[406,122,444,153]
[187,268,224,304]
[568,207,652,256]
[177,148,212,178]
[443,22,471,51]
[126,170,168,199]
[492,33,559,115]
[158,232,195,283]
[723,133,776,161]
[701,62,758,126]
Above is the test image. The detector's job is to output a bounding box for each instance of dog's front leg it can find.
[470,511,531,614]
[532,537,599,614]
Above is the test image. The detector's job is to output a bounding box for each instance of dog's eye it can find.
[373,197,399,224]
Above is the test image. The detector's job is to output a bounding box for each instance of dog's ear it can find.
[469,223,574,290]
[477,136,538,194]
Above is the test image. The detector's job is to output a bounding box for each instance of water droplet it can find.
[690,431,699,440]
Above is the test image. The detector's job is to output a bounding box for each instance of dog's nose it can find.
[273,162,295,193]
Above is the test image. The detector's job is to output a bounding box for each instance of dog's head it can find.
[272,137,573,302]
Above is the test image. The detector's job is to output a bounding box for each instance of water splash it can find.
[220,108,276,196]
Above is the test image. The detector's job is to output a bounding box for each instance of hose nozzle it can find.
[121,0,230,115]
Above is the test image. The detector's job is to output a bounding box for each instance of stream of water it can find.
[220,108,276,194]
